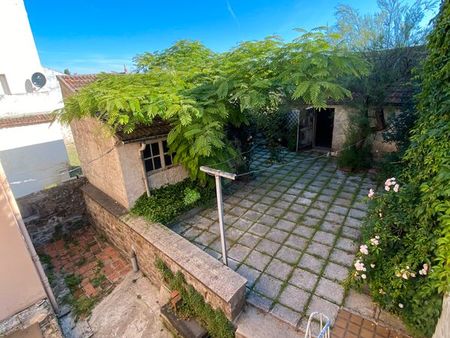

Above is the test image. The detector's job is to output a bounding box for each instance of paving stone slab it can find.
[245,250,272,272]
[320,221,342,234]
[302,217,322,228]
[315,278,345,305]
[270,304,301,327]
[256,239,281,256]
[247,291,273,312]
[329,248,355,267]
[228,244,252,262]
[341,226,361,240]
[264,227,288,241]
[239,233,261,249]
[289,268,319,292]
[243,210,264,222]
[276,246,302,265]
[335,237,357,253]
[306,208,327,219]
[306,241,333,259]
[289,203,308,214]
[285,234,308,251]
[344,216,363,229]
[237,264,261,288]
[299,253,326,272]
[248,223,271,237]
[266,259,294,280]
[278,285,310,313]
[266,207,285,217]
[283,211,301,223]
[323,262,350,282]
[259,214,279,227]
[305,296,340,326]
[348,208,367,220]
[324,212,346,224]
[312,231,336,247]
[293,225,315,239]
[230,206,248,217]
[274,219,295,233]
[254,274,283,300]
[233,218,254,232]
[226,227,245,242]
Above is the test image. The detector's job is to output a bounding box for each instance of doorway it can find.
[314,108,334,149]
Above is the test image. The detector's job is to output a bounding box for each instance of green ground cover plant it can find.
[156,258,234,338]
[131,179,215,224]
[349,3,450,336]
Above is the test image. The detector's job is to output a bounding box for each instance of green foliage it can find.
[59,31,368,182]
[67,294,97,319]
[131,179,214,224]
[349,3,450,336]
[183,187,201,206]
[155,258,235,338]
[64,273,82,293]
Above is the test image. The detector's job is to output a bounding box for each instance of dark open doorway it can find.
[314,108,334,149]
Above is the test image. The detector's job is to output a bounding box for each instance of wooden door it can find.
[297,108,314,150]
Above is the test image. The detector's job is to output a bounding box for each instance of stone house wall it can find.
[70,117,130,208]
[82,183,246,321]
[331,105,397,156]
[16,177,87,247]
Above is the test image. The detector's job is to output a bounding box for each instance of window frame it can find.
[142,138,174,174]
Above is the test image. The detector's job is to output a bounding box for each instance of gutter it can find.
[0,163,58,312]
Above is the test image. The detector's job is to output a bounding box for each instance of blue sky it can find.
[24,0,422,74]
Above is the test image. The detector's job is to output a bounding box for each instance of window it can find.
[142,139,173,173]
[0,75,11,95]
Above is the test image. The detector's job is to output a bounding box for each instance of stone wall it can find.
[0,299,62,337]
[82,183,247,321]
[16,177,88,247]
[70,117,130,208]
[147,165,188,190]
[331,105,397,156]
[433,294,449,338]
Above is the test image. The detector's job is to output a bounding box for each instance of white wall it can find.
[0,123,70,198]
[0,0,64,116]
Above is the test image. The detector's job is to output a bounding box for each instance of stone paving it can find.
[173,148,374,330]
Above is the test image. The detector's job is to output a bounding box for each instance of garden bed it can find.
[131,179,215,225]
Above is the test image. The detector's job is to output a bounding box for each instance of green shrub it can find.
[131,179,214,224]
[350,181,442,337]
[155,258,235,338]
[183,187,201,206]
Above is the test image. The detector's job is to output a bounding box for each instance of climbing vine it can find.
[59,30,368,183]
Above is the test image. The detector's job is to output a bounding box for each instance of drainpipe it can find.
[0,163,59,312]
[139,143,150,197]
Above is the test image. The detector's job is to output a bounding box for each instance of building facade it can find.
[0,0,72,198]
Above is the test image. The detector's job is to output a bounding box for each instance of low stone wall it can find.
[16,177,88,247]
[0,299,62,338]
[82,183,247,321]
[433,294,449,338]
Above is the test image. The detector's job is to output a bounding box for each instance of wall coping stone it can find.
[82,183,247,318]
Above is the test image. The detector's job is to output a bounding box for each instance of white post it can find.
[200,166,236,266]
[215,175,228,265]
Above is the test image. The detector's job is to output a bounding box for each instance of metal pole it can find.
[215,175,228,266]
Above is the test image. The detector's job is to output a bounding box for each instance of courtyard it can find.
[173,148,373,330]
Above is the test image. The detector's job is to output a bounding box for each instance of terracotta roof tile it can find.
[115,118,172,143]
[57,74,97,93]
[0,113,55,129]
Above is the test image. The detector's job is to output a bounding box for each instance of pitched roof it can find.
[57,74,172,143]
[57,74,98,93]
[115,118,172,143]
[0,113,55,129]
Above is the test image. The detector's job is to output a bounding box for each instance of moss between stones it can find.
[155,258,235,338]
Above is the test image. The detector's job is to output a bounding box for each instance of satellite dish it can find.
[31,72,46,88]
